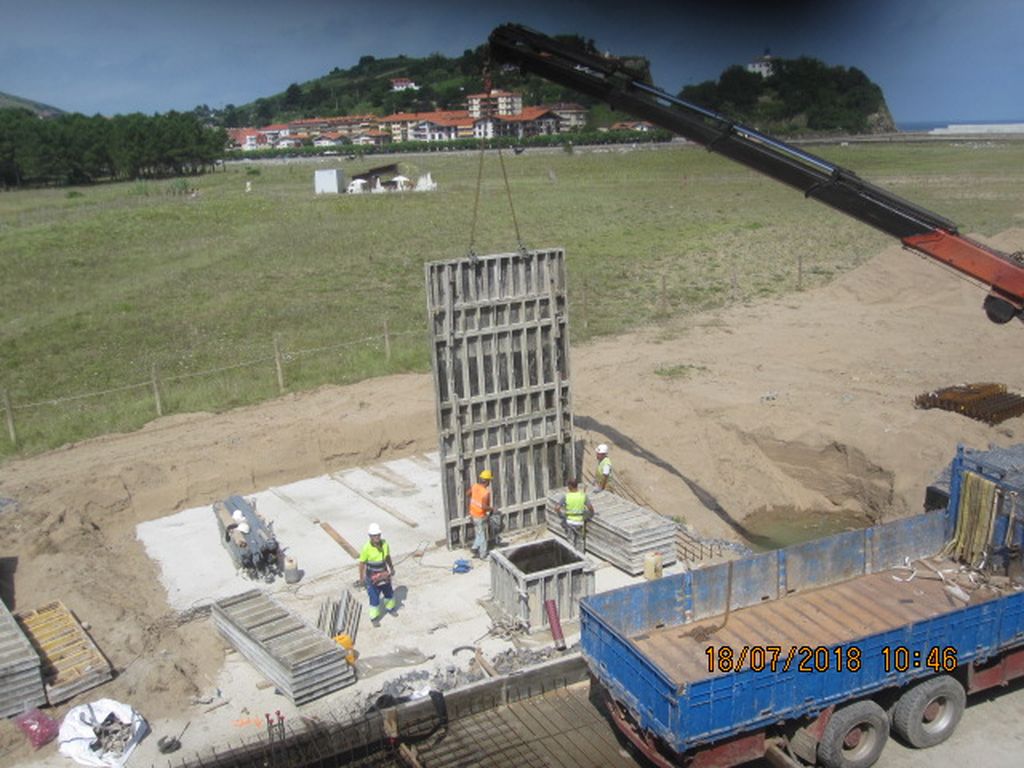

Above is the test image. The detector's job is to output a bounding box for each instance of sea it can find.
[897,119,1024,134]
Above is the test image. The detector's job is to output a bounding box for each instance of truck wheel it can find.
[817,700,888,768]
[891,675,965,748]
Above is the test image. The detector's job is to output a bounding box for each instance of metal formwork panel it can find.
[426,249,575,547]
[0,599,46,717]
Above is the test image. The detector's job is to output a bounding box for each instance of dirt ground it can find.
[1,230,1023,763]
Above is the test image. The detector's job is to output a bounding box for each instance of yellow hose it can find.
[945,471,997,566]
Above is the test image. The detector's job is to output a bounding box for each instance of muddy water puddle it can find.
[741,505,874,551]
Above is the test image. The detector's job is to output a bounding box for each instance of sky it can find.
[2,0,1023,125]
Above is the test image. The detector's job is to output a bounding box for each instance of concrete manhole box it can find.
[489,538,595,630]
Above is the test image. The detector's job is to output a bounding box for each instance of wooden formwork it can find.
[15,600,112,704]
[426,249,575,548]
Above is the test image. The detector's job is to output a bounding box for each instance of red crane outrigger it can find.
[489,24,1024,325]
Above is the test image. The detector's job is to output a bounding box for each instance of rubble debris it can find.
[915,382,1024,425]
[57,699,148,768]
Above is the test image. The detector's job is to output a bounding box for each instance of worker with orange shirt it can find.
[467,469,494,559]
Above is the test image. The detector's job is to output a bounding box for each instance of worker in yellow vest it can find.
[556,478,595,553]
[359,523,396,623]
[466,469,494,558]
[595,443,613,492]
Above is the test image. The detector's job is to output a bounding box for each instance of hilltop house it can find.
[746,49,775,78]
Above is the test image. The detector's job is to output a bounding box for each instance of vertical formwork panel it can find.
[426,250,575,548]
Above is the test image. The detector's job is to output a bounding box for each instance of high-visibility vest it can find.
[598,457,612,479]
[564,490,588,524]
[469,483,490,518]
[360,540,390,572]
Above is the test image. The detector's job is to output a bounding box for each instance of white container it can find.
[284,556,301,584]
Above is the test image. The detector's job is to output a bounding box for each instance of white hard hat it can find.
[597,443,609,454]
[232,509,244,522]
[237,522,250,535]
[368,523,382,536]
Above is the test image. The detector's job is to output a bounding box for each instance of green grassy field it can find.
[2,140,1023,458]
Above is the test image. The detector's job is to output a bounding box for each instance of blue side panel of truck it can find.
[580,446,1024,754]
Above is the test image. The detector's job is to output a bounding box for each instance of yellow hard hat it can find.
[479,469,493,480]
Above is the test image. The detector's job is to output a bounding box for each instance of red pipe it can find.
[544,599,567,651]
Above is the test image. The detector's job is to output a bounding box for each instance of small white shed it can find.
[314,169,343,195]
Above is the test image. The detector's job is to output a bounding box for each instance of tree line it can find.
[0,108,228,188]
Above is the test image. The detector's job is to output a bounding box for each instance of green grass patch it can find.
[654,363,709,379]
[3,141,1024,459]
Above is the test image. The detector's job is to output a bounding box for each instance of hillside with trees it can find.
[216,38,618,129]
[0,39,893,188]
[212,43,893,136]
[680,57,894,134]
[0,90,64,118]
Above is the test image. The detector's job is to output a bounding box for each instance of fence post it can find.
[273,335,286,394]
[1,388,15,447]
[383,319,392,362]
[581,278,589,332]
[151,364,163,417]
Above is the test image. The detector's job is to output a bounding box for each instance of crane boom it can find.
[488,23,1024,325]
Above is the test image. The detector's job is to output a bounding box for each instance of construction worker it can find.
[595,443,613,492]
[358,523,396,623]
[556,478,594,553]
[466,469,494,559]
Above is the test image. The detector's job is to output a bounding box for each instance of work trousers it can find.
[472,516,489,558]
[365,573,394,608]
[564,521,585,552]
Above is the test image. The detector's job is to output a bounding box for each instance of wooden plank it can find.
[319,522,360,558]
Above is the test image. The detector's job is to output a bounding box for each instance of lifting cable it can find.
[466,63,527,258]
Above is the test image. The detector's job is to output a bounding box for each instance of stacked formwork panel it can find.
[426,249,574,548]
[0,599,45,718]
[212,591,355,705]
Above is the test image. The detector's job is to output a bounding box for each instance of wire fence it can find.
[1,254,817,459]
[0,324,426,458]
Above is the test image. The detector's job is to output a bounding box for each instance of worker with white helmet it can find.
[466,469,494,559]
[595,443,613,492]
[359,523,396,623]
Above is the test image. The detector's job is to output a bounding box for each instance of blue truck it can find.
[577,445,1024,768]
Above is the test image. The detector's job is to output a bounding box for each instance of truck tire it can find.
[817,700,888,768]
[891,675,965,748]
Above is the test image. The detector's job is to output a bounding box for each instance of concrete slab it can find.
[137,453,447,611]
[120,454,697,768]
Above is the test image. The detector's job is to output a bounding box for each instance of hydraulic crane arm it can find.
[488,23,1024,324]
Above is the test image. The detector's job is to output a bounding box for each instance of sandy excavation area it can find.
[1,229,1023,763]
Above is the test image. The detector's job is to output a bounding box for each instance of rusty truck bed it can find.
[631,558,999,687]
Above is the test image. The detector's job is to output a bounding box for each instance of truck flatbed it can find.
[632,557,997,686]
